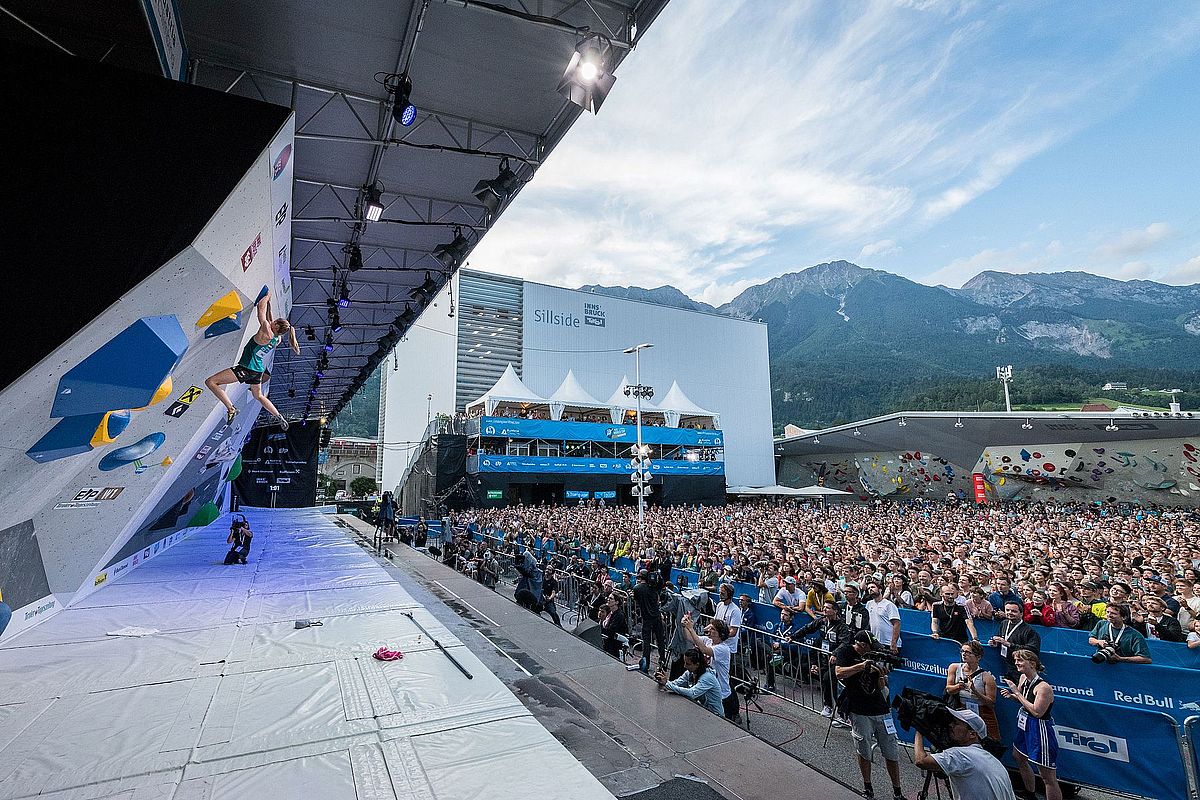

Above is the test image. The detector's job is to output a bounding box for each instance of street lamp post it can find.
[623,343,654,540]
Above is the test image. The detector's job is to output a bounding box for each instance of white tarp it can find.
[465,364,547,416]
[546,369,605,421]
[657,380,720,429]
[0,508,615,800]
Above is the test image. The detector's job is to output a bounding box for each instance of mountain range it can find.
[582,262,1200,428]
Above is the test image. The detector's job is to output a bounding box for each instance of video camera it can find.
[861,648,904,670]
[892,688,1006,758]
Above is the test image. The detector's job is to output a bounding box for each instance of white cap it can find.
[947,708,987,739]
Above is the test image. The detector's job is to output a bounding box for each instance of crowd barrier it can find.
[448,526,1200,798]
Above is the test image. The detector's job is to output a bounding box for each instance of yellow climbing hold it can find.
[133,376,173,410]
[161,456,174,466]
[196,291,243,328]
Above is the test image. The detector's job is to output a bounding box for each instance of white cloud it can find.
[1093,222,1173,259]
[1162,255,1200,285]
[860,239,901,258]
[472,2,1200,300]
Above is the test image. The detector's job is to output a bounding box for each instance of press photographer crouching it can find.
[834,631,904,800]
[913,708,1016,800]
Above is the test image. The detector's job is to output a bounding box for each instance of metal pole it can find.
[1003,379,1012,413]
[635,348,644,541]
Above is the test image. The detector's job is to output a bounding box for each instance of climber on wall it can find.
[205,288,298,429]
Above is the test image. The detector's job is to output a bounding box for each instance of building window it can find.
[537,444,560,457]
[506,443,530,456]
[354,464,361,475]
[335,469,344,477]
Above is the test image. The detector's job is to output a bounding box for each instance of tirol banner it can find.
[887,669,1190,800]
[234,422,320,507]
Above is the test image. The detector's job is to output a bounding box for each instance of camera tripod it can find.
[736,676,765,733]
[916,761,953,800]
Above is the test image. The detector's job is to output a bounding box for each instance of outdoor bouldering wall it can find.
[0,41,294,642]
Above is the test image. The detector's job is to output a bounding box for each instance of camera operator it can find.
[913,709,1016,800]
[795,600,853,724]
[988,600,1041,680]
[681,615,738,721]
[634,569,667,673]
[834,631,904,800]
[1087,604,1152,664]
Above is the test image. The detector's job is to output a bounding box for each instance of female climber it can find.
[205,288,299,429]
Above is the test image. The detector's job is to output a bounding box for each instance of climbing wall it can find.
[0,62,294,641]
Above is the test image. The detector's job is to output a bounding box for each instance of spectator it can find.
[965,587,995,621]
[634,569,667,672]
[713,583,743,654]
[1137,596,1185,642]
[659,647,723,716]
[600,595,629,658]
[1024,590,1056,627]
[864,580,902,653]
[843,583,871,634]
[1176,578,1200,628]
[795,600,853,724]
[1047,583,1080,629]
[773,576,803,611]
[914,709,1016,800]
[1088,605,1152,664]
[834,631,904,800]
[988,576,1022,613]
[945,640,999,739]
[1000,648,1062,800]
[989,601,1041,680]
[932,586,978,642]
[884,574,914,609]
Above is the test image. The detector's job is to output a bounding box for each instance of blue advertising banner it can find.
[594,490,616,499]
[564,490,591,499]
[469,416,723,447]
[886,669,1190,800]
[471,454,724,476]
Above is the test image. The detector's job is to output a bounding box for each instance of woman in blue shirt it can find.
[659,647,723,716]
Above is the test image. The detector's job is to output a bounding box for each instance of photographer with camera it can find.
[913,709,1016,800]
[514,545,543,613]
[1087,604,1152,664]
[834,631,904,800]
[1000,648,1062,800]
[657,647,724,716]
[681,614,738,721]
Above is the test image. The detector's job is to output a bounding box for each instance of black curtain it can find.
[235,423,321,507]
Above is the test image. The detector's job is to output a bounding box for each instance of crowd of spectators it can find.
[446,499,1200,654]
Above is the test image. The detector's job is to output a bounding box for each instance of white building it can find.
[380,269,774,492]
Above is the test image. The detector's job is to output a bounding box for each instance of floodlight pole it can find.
[996,365,1013,413]
[624,343,653,541]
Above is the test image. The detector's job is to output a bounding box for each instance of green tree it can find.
[350,476,378,498]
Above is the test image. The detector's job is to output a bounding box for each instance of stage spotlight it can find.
[954,418,964,428]
[409,271,440,300]
[558,34,616,114]
[347,244,364,271]
[898,417,908,427]
[362,186,384,224]
[304,325,316,341]
[1106,419,1120,433]
[473,159,521,217]
[1022,418,1033,430]
[432,228,470,269]
[288,388,296,398]
[324,332,334,352]
[388,73,416,127]
[329,310,342,334]
[397,306,418,327]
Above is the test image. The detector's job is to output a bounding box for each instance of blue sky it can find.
[469,1,1200,304]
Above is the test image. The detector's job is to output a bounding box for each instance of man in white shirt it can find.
[914,709,1016,800]
[773,575,803,611]
[681,615,738,720]
[863,579,902,652]
[713,583,743,654]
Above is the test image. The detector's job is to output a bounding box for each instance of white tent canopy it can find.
[547,369,605,421]
[726,484,854,497]
[465,364,547,416]
[657,380,720,429]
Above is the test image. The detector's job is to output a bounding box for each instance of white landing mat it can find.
[0,508,614,800]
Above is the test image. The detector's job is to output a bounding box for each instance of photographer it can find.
[681,615,738,721]
[540,565,563,628]
[514,546,543,612]
[913,709,1016,800]
[657,647,723,716]
[794,600,853,723]
[834,631,904,800]
[1087,604,1152,664]
[634,569,667,672]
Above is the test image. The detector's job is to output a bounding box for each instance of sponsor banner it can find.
[138,0,187,81]
[485,489,503,499]
[53,486,125,509]
[594,490,616,499]
[886,669,1189,800]
[470,416,723,447]
[972,471,987,503]
[0,594,58,641]
[268,121,294,315]
[473,454,723,476]
[564,490,591,499]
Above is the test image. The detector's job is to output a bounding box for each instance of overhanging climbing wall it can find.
[0,43,294,642]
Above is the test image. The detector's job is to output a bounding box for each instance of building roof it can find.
[466,364,546,411]
[548,369,604,409]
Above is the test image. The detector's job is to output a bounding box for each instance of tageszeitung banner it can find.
[234,422,320,507]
